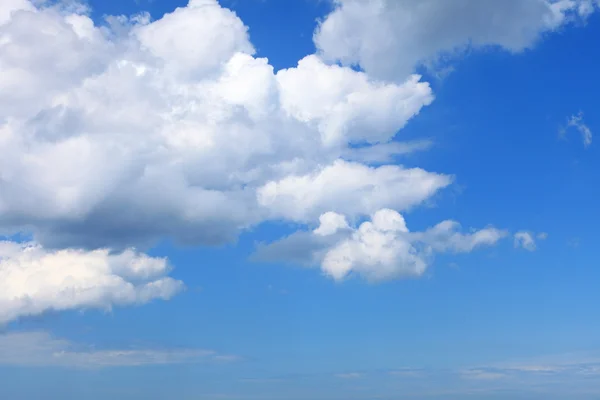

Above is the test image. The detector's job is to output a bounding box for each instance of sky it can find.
[0,0,599,399]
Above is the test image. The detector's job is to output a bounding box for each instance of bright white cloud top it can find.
[0,0,593,323]
[256,209,507,281]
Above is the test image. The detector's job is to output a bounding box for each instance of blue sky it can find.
[0,0,599,399]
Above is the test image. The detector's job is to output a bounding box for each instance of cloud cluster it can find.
[0,331,236,368]
[0,0,578,322]
[0,242,183,324]
[315,0,597,81]
[255,209,507,281]
[0,0,437,251]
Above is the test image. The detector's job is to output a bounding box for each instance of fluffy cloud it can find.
[0,242,183,324]
[314,0,597,81]
[0,331,236,368]
[0,0,439,251]
[255,209,507,281]
[0,0,559,326]
[257,160,452,222]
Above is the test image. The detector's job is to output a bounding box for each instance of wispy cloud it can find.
[514,230,547,251]
[560,111,593,148]
[0,331,239,368]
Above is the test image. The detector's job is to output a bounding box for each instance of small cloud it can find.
[514,231,538,251]
[560,112,592,148]
[536,232,548,240]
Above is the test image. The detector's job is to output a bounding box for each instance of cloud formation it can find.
[0,242,183,324]
[0,0,574,324]
[0,331,235,368]
[315,0,598,81]
[514,231,547,251]
[561,112,593,147]
[0,0,438,251]
[255,209,507,281]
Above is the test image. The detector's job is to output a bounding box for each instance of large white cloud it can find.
[0,0,440,250]
[0,241,183,324]
[314,0,598,81]
[0,0,564,324]
[255,209,507,281]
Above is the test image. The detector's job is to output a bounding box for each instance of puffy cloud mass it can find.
[0,0,563,324]
[314,0,598,81]
[0,0,439,250]
[0,242,183,324]
[255,209,507,281]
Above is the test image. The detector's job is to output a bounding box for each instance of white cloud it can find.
[0,331,235,368]
[0,0,560,322]
[0,0,34,25]
[314,0,597,81]
[0,1,440,251]
[277,56,434,145]
[514,231,546,251]
[313,212,350,236]
[134,0,254,78]
[0,241,183,324]
[561,111,593,147]
[257,160,451,223]
[255,209,507,281]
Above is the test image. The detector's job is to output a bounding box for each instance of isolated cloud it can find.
[514,231,547,251]
[0,331,236,368]
[561,112,593,147]
[0,0,439,251]
[315,0,597,81]
[0,242,183,324]
[256,209,507,281]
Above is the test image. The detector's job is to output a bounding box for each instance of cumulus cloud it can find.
[257,160,452,222]
[0,242,183,324]
[255,209,507,281]
[0,331,236,368]
[0,0,440,251]
[0,0,558,325]
[514,231,547,251]
[314,0,597,81]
